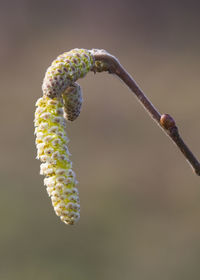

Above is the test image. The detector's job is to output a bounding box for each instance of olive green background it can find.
[1,0,200,279]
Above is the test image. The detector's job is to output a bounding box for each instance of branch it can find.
[91,49,200,176]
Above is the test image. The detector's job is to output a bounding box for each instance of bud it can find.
[160,114,176,129]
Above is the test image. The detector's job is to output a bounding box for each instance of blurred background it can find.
[1,0,200,279]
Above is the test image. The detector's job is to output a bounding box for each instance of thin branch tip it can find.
[93,50,200,176]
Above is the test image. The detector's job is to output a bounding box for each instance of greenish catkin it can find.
[42,48,94,98]
[34,96,80,224]
[35,48,95,224]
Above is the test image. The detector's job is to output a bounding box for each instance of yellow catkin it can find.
[34,96,80,225]
[42,48,94,98]
[35,48,96,224]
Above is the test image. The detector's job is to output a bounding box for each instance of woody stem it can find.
[92,51,200,176]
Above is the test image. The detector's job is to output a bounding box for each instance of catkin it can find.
[62,83,83,121]
[42,48,94,98]
[35,48,95,224]
[34,96,80,225]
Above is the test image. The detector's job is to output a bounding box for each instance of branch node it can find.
[160,114,176,130]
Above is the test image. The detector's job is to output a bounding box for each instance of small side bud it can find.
[62,83,83,121]
[160,114,176,129]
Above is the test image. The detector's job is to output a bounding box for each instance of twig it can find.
[91,49,200,176]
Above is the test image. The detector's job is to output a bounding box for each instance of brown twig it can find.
[91,49,200,176]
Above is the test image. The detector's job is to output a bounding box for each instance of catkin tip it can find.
[34,95,80,225]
